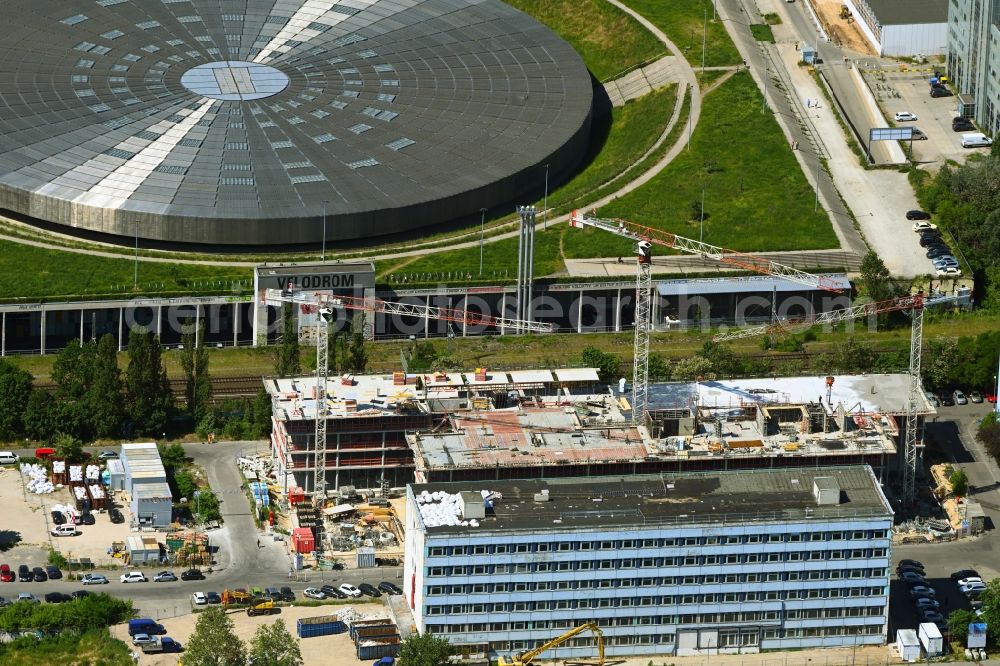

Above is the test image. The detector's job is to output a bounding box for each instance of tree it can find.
[158,442,188,470]
[858,250,896,303]
[248,619,302,666]
[275,303,301,377]
[342,315,368,374]
[398,631,455,666]
[977,416,1000,461]
[0,361,33,440]
[923,337,959,390]
[182,606,246,666]
[23,390,58,441]
[86,334,125,439]
[125,329,172,436]
[180,319,212,422]
[832,337,878,373]
[54,434,85,463]
[647,354,670,381]
[974,578,1000,645]
[950,468,969,496]
[948,609,978,644]
[581,346,621,384]
[670,356,714,381]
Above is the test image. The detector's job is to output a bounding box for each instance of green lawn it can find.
[0,240,250,302]
[0,630,131,666]
[621,0,742,67]
[750,24,775,42]
[504,0,664,81]
[565,71,838,257]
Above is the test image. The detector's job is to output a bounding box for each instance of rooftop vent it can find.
[812,476,841,505]
[459,491,486,519]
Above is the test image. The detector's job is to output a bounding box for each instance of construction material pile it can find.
[88,484,105,500]
[415,489,486,528]
[21,463,54,494]
[73,486,88,503]
[69,465,84,482]
[52,460,65,475]
[85,464,101,480]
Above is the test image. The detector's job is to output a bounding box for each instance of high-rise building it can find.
[948,0,1000,134]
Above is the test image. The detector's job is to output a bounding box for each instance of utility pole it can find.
[814,160,821,212]
[702,9,707,74]
[321,200,328,262]
[700,189,705,243]
[543,164,550,230]
[133,220,139,290]
[762,55,768,114]
[479,208,487,276]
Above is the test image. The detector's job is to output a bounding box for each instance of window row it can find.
[428,550,888,571]
[427,531,890,557]
[426,568,888,587]
[424,592,886,614]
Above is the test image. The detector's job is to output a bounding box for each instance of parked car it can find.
[378,582,403,595]
[131,633,158,647]
[32,567,47,582]
[358,583,382,598]
[78,511,95,526]
[922,610,946,622]
[906,211,931,221]
[303,587,326,600]
[50,510,66,525]
[320,584,345,599]
[924,393,941,407]
[938,267,962,277]
[940,393,955,406]
[98,451,119,460]
[206,591,222,604]
[961,582,987,595]
[0,564,13,582]
[109,508,124,524]
[910,127,928,140]
[81,573,109,585]
[912,221,937,232]
[181,569,205,581]
[280,586,295,602]
[953,117,975,131]
[264,587,283,602]
[898,565,925,576]
[121,571,147,583]
[895,112,918,122]
[153,571,177,583]
[910,586,936,598]
[0,596,9,608]
[43,592,70,604]
[930,87,953,98]
[338,583,362,598]
[900,571,925,584]
[45,565,61,580]
[192,592,207,605]
[71,590,91,599]
[954,390,969,405]
[970,391,984,403]
[958,576,984,587]
[17,565,31,582]
[915,597,940,609]
[952,569,981,581]
[16,593,38,603]
[50,525,78,537]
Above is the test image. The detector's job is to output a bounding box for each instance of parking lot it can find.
[868,68,993,166]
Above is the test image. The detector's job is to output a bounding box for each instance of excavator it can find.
[497,623,605,666]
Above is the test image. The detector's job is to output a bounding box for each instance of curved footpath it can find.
[0,1,703,273]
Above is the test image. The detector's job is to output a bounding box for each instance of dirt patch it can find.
[0,465,135,569]
[112,602,388,666]
[810,0,875,55]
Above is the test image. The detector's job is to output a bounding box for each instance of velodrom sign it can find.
[253,262,376,292]
[252,262,376,345]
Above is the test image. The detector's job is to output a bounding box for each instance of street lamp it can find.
[321,200,328,262]
[133,220,139,290]
[478,208,487,276]
[543,164,550,230]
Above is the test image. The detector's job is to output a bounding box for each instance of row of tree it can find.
[0,593,132,634]
[274,303,369,377]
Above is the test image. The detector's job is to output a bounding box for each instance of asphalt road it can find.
[4,440,404,619]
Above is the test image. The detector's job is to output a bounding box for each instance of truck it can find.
[141,636,180,654]
[247,599,279,617]
[961,132,993,148]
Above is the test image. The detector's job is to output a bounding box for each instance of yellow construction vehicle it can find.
[246,598,278,617]
[497,622,605,666]
[839,4,851,19]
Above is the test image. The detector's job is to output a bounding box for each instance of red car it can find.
[987,393,997,404]
[0,564,14,582]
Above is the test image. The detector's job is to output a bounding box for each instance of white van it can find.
[0,452,18,464]
[961,132,993,148]
[50,525,78,537]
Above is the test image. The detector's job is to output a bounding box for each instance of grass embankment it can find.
[504,0,664,80]
[0,630,131,666]
[9,310,999,381]
[0,238,248,303]
[621,0,742,67]
[564,72,839,258]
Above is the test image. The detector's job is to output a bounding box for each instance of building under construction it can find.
[265,368,602,493]
[408,373,933,484]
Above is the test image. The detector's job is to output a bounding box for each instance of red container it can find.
[288,487,306,505]
[292,527,315,553]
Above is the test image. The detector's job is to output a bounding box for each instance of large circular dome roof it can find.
[0,0,592,246]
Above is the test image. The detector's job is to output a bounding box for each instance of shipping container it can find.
[897,629,920,662]
[349,620,396,641]
[292,527,315,553]
[357,639,401,661]
[918,623,942,656]
[297,616,347,638]
[354,626,400,642]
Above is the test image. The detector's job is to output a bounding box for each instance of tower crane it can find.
[713,289,971,503]
[265,288,553,498]
[568,210,844,425]
[497,622,605,666]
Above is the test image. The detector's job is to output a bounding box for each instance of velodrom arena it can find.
[0,0,593,246]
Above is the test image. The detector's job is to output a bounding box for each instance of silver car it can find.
[954,390,968,405]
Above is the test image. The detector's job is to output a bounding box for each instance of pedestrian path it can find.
[603,56,679,106]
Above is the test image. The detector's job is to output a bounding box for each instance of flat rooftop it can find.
[266,368,602,422]
[865,0,947,25]
[647,374,935,416]
[410,465,893,534]
[411,396,643,471]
